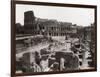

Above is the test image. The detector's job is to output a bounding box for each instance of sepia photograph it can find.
[11,1,97,76]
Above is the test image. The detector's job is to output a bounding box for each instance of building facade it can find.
[24,11,77,36]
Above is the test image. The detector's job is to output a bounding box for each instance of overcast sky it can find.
[16,4,94,26]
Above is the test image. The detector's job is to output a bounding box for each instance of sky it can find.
[16,4,94,26]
